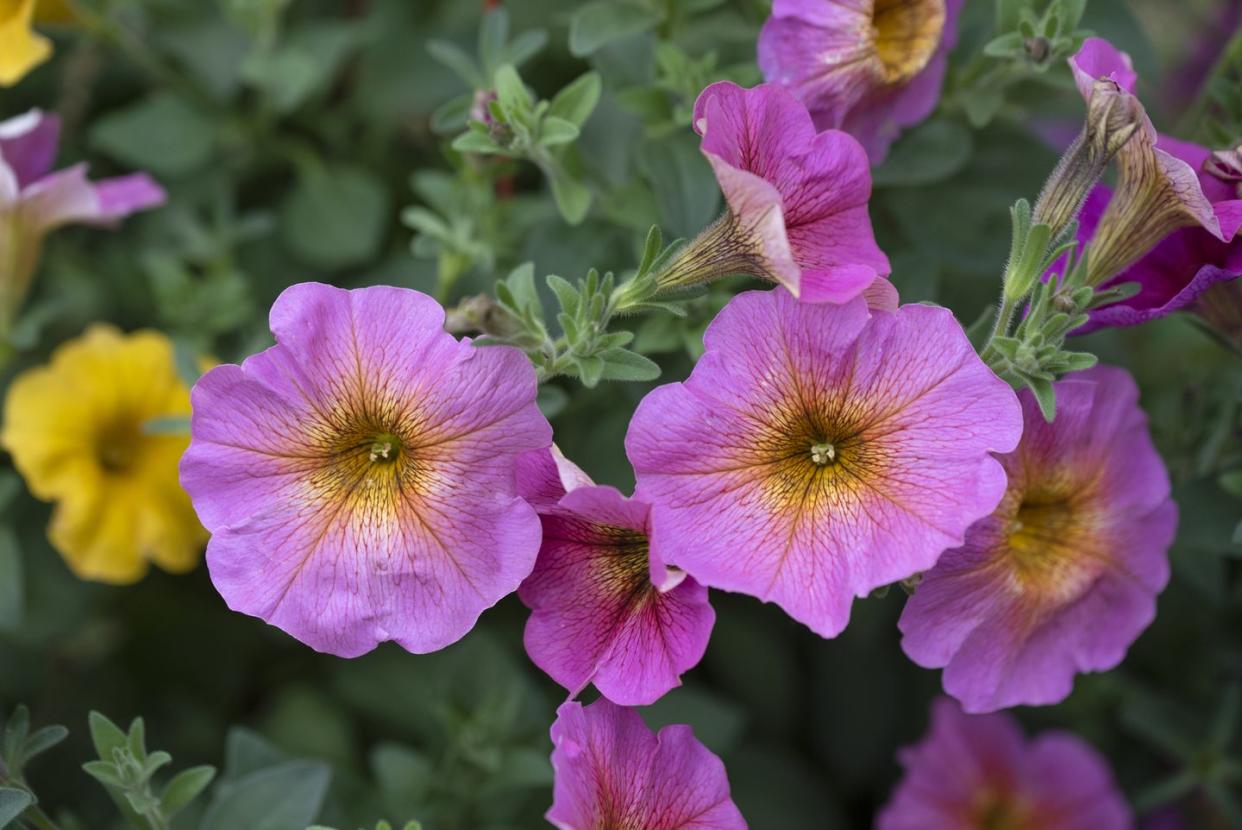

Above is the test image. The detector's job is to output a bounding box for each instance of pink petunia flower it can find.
[180,282,552,657]
[548,698,746,830]
[625,288,1021,638]
[1064,39,1242,311]
[656,82,893,308]
[0,109,164,333]
[757,0,964,163]
[899,366,1176,712]
[877,698,1132,830]
[516,448,715,706]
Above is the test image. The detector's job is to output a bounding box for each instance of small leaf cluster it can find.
[982,199,1102,419]
[83,713,215,830]
[0,705,68,829]
[451,64,602,225]
[309,822,421,830]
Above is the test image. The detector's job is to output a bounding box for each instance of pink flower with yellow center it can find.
[758,0,964,162]
[516,448,715,706]
[899,366,1176,713]
[625,288,1021,638]
[548,699,746,830]
[877,698,1131,830]
[180,282,552,657]
[656,82,894,308]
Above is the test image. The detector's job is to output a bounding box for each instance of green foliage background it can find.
[1,0,1240,827]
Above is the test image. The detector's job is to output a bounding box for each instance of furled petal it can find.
[181,283,552,657]
[0,109,59,189]
[548,699,746,830]
[627,289,1021,638]
[0,0,52,87]
[691,82,889,303]
[18,165,165,232]
[520,485,714,706]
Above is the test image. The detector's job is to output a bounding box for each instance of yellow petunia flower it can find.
[1,326,207,584]
[0,0,52,87]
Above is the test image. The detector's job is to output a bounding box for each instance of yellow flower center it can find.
[1005,492,1103,602]
[871,0,946,85]
[809,441,836,466]
[95,421,142,474]
[972,787,1037,830]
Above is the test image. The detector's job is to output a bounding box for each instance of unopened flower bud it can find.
[1031,79,1141,241]
[1205,144,1242,198]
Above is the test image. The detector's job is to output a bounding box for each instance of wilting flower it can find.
[1,326,206,583]
[758,0,964,162]
[180,283,552,657]
[517,448,715,706]
[899,366,1176,712]
[1067,39,1242,293]
[877,698,1131,830]
[655,81,893,308]
[548,699,746,830]
[626,288,1021,638]
[1073,138,1242,332]
[0,109,165,335]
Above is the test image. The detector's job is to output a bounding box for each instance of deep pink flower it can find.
[900,366,1176,712]
[658,82,892,307]
[1062,38,1242,328]
[758,0,964,162]
[180,283,552,657]
[877,698,1132,830]
[0,109,164,330]
[517,449,714,706]
[548,699,746,830]
[626,288,1021,638]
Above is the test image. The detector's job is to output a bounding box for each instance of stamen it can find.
[368,433,401,463]
[810,442,836,466]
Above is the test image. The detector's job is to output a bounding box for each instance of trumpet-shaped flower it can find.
[1,326,206,583]
[877,698,1131,830]
[517,449,715,706]
[548,699,746,830]
[1066,39,1242,300]
[0,109,165,333]
[656,82,893,308]
[758,0,964,162]
[180,283,552,657]
[899,367,1176,712]
[626,288,1021,638]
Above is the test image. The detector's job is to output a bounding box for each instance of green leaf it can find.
[451,131,503,154]
[160,765,216,816]
[430,94,473,134]
[597,348,661,382]
[536,384,569,418]
[1220,471,1242,500]
[493,64,532,122]
[549,72,602,127]
[996,0,1024,31]
[201,760,330,830]
[477,8,509,72]
[569,0,664,57]
[279,163,389,270]
[20,725,68,767]
[0,529,21,633]
[547,170,592,225]
[574,355,605,387]
[637,135,720,238]
[500,29,548,71]
[0,787,33,828]
[242,23,359,113]
[872,119,974,188]
[90,92,216,177]
[426,39,483,88]
[142,415,191,436]
[546,274,581,319]
[539,116,580,147]
[1023,375,1058,421]
[221,728,287,785]
[88,712,129,762]
[82,759,125,789]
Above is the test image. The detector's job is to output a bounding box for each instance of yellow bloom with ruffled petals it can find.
[1,326,207,583]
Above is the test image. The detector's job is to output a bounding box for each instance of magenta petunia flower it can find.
[1064,38,1242,313]
[899,366,1176,712]
[656,82,893,307]
[0,109,164,332]
[548,699,746,830]
[180,282,552,657]
[626,288,1021,638]
[758,0,964,163]
[517,449,714,706]
[877,698,1132,830]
